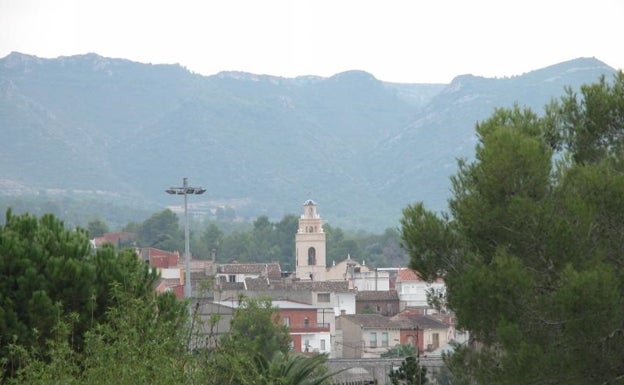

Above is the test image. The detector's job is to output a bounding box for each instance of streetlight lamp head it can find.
[166,187,206,195]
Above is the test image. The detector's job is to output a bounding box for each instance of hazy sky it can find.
[1,0,622,83]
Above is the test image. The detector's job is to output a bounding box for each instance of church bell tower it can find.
[295,199,327,281]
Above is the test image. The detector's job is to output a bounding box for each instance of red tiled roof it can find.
[217,263,282,279]
[397,268,445,283]
[391,311,449,329]
[214,276,244,290]
[147,248,178,258]
[93,232,137,247]
[291,280,352,292]
[340,314,392,328]
[245,277,272,290]
[341,314,424,330]
[136,247,180,268]
[155,278,184,299]
[397,268,423,282]
[356,290,399,301]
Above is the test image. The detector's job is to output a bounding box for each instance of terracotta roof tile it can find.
[245,277,271,290]
[397,268,423,282]
[397,268,445,283]
[341,314,422,329]
[356,290,399,301]
[219,281,246,290]
[391,311,449,329]
[341,314,393,328]
[291,280,352,292]
[218,262,282,278]
[93,232,137,247]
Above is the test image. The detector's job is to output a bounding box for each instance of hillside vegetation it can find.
[0,53,615,231]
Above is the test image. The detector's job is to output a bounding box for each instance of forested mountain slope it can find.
[0,53,615,230]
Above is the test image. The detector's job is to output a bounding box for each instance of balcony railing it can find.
[288,322,330,332]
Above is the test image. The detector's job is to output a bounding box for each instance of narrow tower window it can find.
[308,247,316,265]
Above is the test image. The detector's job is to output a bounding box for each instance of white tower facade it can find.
[295,199,327,281]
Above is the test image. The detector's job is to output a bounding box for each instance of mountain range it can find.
[0,53,616,231]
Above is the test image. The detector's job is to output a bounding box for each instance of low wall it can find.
[327,357,444,385]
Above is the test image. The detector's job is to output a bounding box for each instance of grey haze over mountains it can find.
[0,53,616,231]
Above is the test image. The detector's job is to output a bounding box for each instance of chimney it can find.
[340,309,346,316]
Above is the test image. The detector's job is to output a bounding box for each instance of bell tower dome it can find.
[295,199,327,281]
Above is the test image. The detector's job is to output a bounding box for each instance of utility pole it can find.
[166,177,206,317]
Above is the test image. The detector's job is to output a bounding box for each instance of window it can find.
[317,293,330,303]
[283,316,290,327]
[228,275,235,282]
[382,332,389,347]
[304,317,310,326]
[432,333,440,349]
[308,247,316,265]
[370,332,377,347]
[320,339,326,351]
[304,340,310,352]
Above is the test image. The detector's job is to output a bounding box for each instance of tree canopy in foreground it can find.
[0,210,169,376]
[401,72,624,385]
[0,219,336,385]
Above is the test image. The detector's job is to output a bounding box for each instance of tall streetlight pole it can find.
[166,177,206,315]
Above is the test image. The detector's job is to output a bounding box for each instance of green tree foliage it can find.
[381,343,418,358]
[87,218,109,238]
[273,214,299,270]
[207,214,405,269]
[215,215,297,268]
[78,289,187,385]
[199,296,340,385]
[0,210,163,378]
[197,222,223,258]
[362,227,407,267]
[218,230,254,262]
[216,206,237,222]
[324,224,362,264]
[400,72,624,385]
[0,195,152,231]
[219,296,291,362]
[388,356,428,385]
[197,342,262,385]
[324,224,408,267]
[0,210,94,364]
[137,209,181,250]
[90,245,160,323]
[5,289,338,385]
[124,207,406,267]
[5,288,189,385]
[1,211,338,385]
[259,351,336,385]
[250,215,282,262]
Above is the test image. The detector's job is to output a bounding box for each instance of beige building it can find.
[326,255,390,290]
[337,312,451,359]
[294,200,390,291]
[337,314,398,358]
[396,268,446,311]
[295,200,327,281]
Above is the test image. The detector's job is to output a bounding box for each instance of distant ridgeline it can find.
[0,52,616,231]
